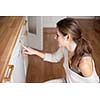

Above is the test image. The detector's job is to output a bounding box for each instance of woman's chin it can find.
[58,44,61,47]
[58,44,63,47]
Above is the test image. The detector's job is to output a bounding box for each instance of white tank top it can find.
[64,52,100,83]
[44,47,99,83]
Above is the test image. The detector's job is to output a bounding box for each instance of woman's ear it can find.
[64,34,70,40]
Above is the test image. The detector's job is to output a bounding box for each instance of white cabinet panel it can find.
[12,51,25,83]
[5,22,28,83]
[9,35,26,82]
[23,55,28,76]
[21,19,28,76]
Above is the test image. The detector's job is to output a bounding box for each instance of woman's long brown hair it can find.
[57,18,92,68]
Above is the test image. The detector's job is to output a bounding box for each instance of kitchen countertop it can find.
[0,16,24,82]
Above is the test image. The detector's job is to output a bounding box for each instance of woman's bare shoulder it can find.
[79,56,93,77]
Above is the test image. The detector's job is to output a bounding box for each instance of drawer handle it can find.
[4,65,14,82]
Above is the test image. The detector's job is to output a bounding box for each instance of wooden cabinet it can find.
[3,19,28,83]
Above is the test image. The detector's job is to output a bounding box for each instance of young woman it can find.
[23,18,99,83]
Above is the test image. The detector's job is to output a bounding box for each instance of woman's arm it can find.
[22,45,64,63]
[22,45,44,59]
[43,47,64,63]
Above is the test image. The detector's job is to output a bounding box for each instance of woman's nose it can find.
[54,34,57,40]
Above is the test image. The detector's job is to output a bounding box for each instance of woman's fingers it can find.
[21,44,36,55]
[22,47,34,55]
[21,44,29,51]
[22,48,28,55]
[23,51,30,55]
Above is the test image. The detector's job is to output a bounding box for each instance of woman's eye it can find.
[56,34,59,38]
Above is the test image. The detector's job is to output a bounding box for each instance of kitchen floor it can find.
[26,19,100,83]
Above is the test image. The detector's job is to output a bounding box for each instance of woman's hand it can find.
[22,45,37,55]
[22,44,44,58]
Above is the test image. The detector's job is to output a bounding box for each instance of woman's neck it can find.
[66,41,77,54]
[67,41,77,68]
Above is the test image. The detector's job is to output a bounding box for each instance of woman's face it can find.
[54,29,67,47]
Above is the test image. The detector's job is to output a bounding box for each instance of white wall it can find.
[68,16,94,19]
[43,16,95,27]
[43,16,66,27]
